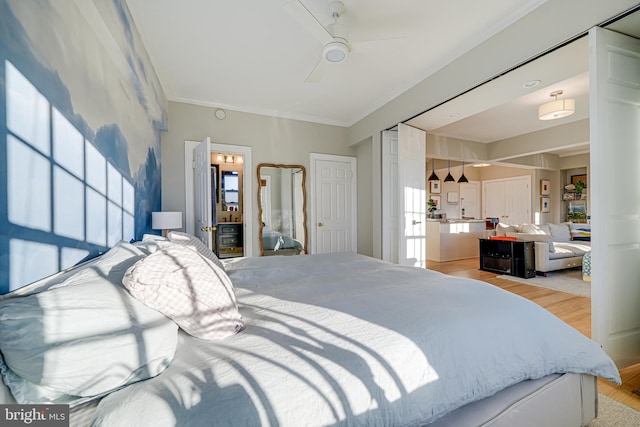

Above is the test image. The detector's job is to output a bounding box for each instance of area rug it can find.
[590,394,640,426]
[498,268,590,297]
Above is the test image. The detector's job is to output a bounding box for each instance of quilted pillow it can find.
[123,244,244,341]
[168,231,225,270]
[0,253,179,406]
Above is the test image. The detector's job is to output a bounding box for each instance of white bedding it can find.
[89,253,619,426]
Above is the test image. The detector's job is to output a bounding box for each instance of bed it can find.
[261,227,304,255]
[0,234,620,427]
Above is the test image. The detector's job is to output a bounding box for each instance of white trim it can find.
[310,153,358,254]
[184,140,253,257]
[184,140,199,234]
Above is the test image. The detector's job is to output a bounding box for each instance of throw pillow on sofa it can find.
[569,223,591,241]
[496,223,520,236]
[506,232,555,252]
[521,223,550,235]
[548,223,572,242]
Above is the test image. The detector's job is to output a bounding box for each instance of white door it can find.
[381,130,399,263]
[482,176,531,225]
[194,137,213,248]
[460,181,480,219]
[398,123,426,267]
[590,27,640,368]
[311,154,357,254]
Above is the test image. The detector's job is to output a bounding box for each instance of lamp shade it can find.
[152,211,182,231]
[538,98,575,120]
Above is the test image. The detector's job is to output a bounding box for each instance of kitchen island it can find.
[426,219,486,262]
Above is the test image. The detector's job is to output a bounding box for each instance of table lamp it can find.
[152,211,182,237]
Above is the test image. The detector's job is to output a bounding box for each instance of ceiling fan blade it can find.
[305,58,328,83]
[283,0,334,45]
[351,36,407,54]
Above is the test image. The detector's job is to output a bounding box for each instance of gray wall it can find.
[161,101,353,256]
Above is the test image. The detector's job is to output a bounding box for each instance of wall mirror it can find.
[257,164,307,256]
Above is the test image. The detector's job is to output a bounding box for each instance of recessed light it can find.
[449,112,460,118]
[523,80,541,89]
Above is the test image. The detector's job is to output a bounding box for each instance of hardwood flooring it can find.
[425,257,640,411]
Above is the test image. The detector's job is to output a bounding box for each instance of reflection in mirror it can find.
[221,170,239,211]
[258,164,307,256]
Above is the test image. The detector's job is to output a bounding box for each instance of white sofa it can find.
[496,223,591,275]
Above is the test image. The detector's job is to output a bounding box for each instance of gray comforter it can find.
[89,253,619,426]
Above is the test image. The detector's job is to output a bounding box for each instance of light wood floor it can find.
[425,257,640,411]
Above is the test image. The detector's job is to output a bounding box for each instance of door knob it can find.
[412,220,422,225]
[318,223,323,227]
[201,226,213,232]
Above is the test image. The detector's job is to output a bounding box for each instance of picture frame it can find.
[571,174,587,188]
[430,195,441,208]
[540,179,550,196]
[430,180,441,194]
[541,197,550,213]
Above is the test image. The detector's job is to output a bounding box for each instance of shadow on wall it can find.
[0,0,163,294]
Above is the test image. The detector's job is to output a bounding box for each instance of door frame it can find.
[309,153,357,254]
[184,140,253,257]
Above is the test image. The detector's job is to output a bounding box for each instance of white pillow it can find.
[520,223,550,235]
[123,244,244,341]
[0,261,178,406]
[506,232,555,252]
[168,231,225,270]
[495,223,520,236]
[548,223,572,242]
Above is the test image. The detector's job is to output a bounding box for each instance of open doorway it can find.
[184,140,253,257]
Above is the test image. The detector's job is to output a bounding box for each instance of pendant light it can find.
[458,161,469,183]
[444,160,455,182]
[428,158,440,181]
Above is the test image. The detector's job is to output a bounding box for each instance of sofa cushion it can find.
[506,232,555,252]
[552,241,591,258]
[548,223,572,242]
[521,223,550,235]
[496,223,520,236]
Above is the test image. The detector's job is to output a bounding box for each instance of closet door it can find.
[482,176,531,225]
[590,27,640,368]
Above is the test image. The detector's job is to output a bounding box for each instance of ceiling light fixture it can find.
[458,161,469,183]
[538,90,575,121]
[444,160,455,182]
[472,163,490,168]
[428,158,440,181]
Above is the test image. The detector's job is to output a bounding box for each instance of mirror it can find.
[258,164,307,256]
[221,170,240,211]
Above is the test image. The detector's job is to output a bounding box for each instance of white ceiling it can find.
[125,1,639,149]
[125,0,551,127]
[408,10,640,148]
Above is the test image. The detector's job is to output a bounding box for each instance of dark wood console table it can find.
[479,239,535,278]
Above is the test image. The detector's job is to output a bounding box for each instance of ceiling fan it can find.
[284,0,405,83]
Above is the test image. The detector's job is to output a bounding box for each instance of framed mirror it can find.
[257,164,307,256]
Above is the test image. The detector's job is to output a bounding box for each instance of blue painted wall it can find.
[0,0,167,293]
